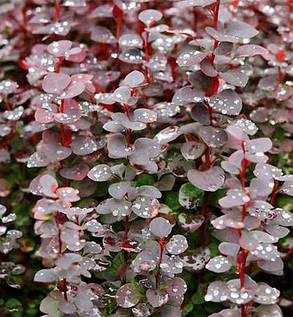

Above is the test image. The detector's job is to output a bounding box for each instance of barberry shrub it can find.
[0,0,292,316]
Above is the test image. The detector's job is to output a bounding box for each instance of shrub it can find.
[0,0,292,316]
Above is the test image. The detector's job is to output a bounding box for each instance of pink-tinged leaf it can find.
[166,234,188,255]
[239,231,258,251]
[253,163,282,180]
[42,73,71,94]
[35,108,55,124]
[39,175,58,198]
[280,181,293,196]
[137,186,162,198]
[132,196,160,218]
[219,242,240,257]
[56,187,80,202]
[34,268,57,282]
[40,296,58,314]
[146,289,168,308]
[111,113,146,131]
[96,198,131,217]
[205,281,228,302]
[266,224,290,239]
[181,141,205,160]
[3,106,24,121]
[200,126,228,148]
[150,217,172,237]
[254,283,280,304]
[251,243,279,261]
[123,70,145,87]
[154,126,181,144]
[249,178,274,198]
[177,50,207,67]
[119,34,143,49]
[47,40,72,57]
[132,250,157,273]
[87,164,113,182]
[245,138,272,154]
[70,136,98,156]
[91,26,116,44]
[206,21,258,43]
[166,277,187,297]
[62,74,93,99]
[108,133,133,158]
[219,189,250,208]
[59,163,89,181]
[191,102,210,125]
[273,208,293,227]
[200,57,217,77]
[172,86,205,105]
[211,215,244,230]
[119,48,144,64]
[235,44,270,60]
[133,108,157,123]
[226,277,256,305]
[187,167,225,192]
[65,47,86,62]
[108,181,131,199]
[112,86,131,104]
[219,69,248,87]
[0,80,18,95]
[251,231,277,244]
[138,9,162,26]
[116,284,139,308]
[232,118,258,135]
[257,257,284,273]
[157,174,175,191]
[55,253,82,269]
[209,89,242,116]
[206,255,232,273]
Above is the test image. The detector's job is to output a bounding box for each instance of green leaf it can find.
[165,191,181,211]
[192,291,205,304]
[179,182,204,209]
[135,174,155,186]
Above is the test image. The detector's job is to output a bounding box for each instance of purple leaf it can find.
[209,89,242,116]
[149,217,172,237]
[206,255,232,273]
[116,284,139,308]
[87,164,113,182]
[138,9,162,26]
[219,69,248,88]
[42,73,71,94]
[187,167,225,192]
[166,234,188,255]
[181,141,205,160]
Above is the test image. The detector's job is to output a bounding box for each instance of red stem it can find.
[54,0,60,22]
[155,237,165,288]
[270,179,278,205]
[3,96,11,111]
[143,31,151,83]
[62,278,68,302]
[239,141,250,317]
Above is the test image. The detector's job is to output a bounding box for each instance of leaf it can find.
[42,73,71,94]
[219,69,248,87]
[187,167,225,192]
[209,89,242,116]
[178,182,204,209]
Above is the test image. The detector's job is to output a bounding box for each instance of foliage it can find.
[0,0,292,317]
